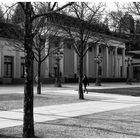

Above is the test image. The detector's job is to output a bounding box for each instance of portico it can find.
[83,39,126,79]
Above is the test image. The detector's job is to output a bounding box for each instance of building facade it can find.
[42,37,127,80]
[0,35,139,84]
[0,37,25,84]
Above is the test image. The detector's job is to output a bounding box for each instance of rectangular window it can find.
[21,57,25,78]
[4,56,13,78]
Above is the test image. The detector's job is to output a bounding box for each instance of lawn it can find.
[88,87,140,96]
[1,86,140,111]
[0,93,80,111]
[1,105,140,138]
[0,92,108,111]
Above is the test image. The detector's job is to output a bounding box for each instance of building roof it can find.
[47,13,128,43]
[48,13,111,34]
[0,13,128,45]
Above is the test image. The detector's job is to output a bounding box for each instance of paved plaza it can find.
[0,83,140,131]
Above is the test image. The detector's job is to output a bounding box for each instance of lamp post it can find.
[53,49,63,87]
[125,57,132,85]
[94,54,102,86]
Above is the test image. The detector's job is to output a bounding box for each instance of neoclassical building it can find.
[0,32,136,84]
[41,37,127,80]
[0,18,138,84]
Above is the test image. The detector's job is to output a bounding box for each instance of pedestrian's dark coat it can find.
[82,75,89,86]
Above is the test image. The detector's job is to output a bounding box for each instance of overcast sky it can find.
[0,0,134,12]
[1,0,133,7]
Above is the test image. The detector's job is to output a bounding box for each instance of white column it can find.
[86,51,89,76]
[110,48,113,77]
[95,44,99,77]
[114,47,118,77]
[44,58,49,78]
[74,51,77,74]
[1,47,4,77]
[44,39,49,77]
[59,41,64,76]
[60,58,64,76]
[122,48,125,78]
[105,47,109,77]
[15,50,20,78]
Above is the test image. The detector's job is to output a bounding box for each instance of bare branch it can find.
[41,45,63,63]
[32,2,74,20]
[51,2,58,11]
[133,2,140,15]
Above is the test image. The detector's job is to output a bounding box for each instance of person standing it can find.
[82,74,89,94]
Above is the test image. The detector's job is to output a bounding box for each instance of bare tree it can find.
[11,3,25,24]
[108,10,124,33]
[33,23,63,94]
[18,2,74,137]
[127,2,140,15]
[57,2,107,99]
[1,2,17,23]
[108,2,140,52]
[32,2,65,94]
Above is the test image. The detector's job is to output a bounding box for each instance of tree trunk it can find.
[23,2,34,138]
[37,58,41,94]
[78,56,84,99]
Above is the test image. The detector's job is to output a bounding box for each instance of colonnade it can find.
[44,39,126,79]
[72,42,126,78]
[94,44,126,78]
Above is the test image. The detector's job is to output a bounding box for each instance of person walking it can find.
[82,74,89,94]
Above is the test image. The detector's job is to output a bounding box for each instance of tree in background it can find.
[109,10,124,33]
[32,2,64,94]
[119,12,135,34]
[11,3,25,24]
[108,2,140,51]
[0,5,5,22]
[33,23,62,94]
[1,2,17,23]
[126,2,140,51]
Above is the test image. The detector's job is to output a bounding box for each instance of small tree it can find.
[33,2,66,94]
[33,29,63,94]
